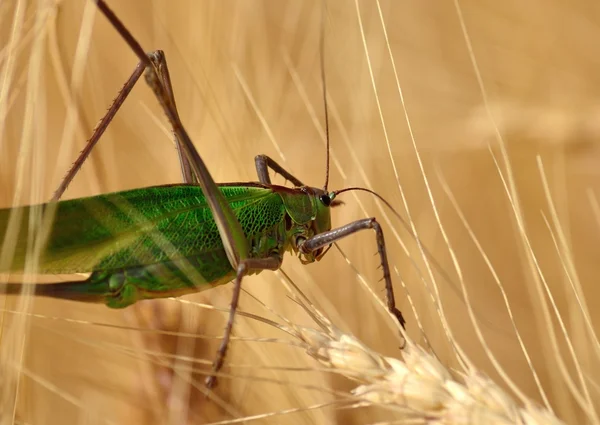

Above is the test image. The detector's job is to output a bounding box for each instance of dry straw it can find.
[271,282,566,425]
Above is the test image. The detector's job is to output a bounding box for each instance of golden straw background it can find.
[1,0,599,423]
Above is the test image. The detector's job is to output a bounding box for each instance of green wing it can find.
[0,184,286,274]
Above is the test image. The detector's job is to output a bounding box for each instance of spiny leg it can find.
[52,61,145,200]
[300,217,405,329]
[254,154,304,186]
[52,50,195,200]
[205,256,281,389]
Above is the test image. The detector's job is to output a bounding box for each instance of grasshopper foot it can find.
[392,306,406,330]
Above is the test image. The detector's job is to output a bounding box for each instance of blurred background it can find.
[1,0,599,423]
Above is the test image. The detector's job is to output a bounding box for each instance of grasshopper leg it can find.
[254,155,304,187]
[300,217,405,329]
[52,49,195,200]
[205,256,281,389]
[146,51,196,185]
[95,0,258,392]
[53,61,146,200]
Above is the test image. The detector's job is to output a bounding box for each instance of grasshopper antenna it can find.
[321,0,331,191]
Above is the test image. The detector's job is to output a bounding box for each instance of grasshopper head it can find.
[295,187,343,264]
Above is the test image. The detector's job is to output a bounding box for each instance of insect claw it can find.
[392,306,407,330]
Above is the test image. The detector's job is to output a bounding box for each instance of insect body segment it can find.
[0,183,336,309]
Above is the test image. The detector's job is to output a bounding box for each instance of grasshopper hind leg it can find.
[0,273,117,306]
[0,264,199,309]
[92,0,286,392]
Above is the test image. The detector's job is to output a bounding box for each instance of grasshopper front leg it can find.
[300,218,406,329]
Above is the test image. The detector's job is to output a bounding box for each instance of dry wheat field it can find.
[1,0,599,424]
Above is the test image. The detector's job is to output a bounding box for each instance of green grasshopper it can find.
[0,0,405,388]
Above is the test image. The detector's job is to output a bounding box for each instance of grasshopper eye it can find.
[319,194,332,207]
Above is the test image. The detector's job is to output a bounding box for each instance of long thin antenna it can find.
[321,1,331,191]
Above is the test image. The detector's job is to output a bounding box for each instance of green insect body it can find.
[0,183,331,308]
